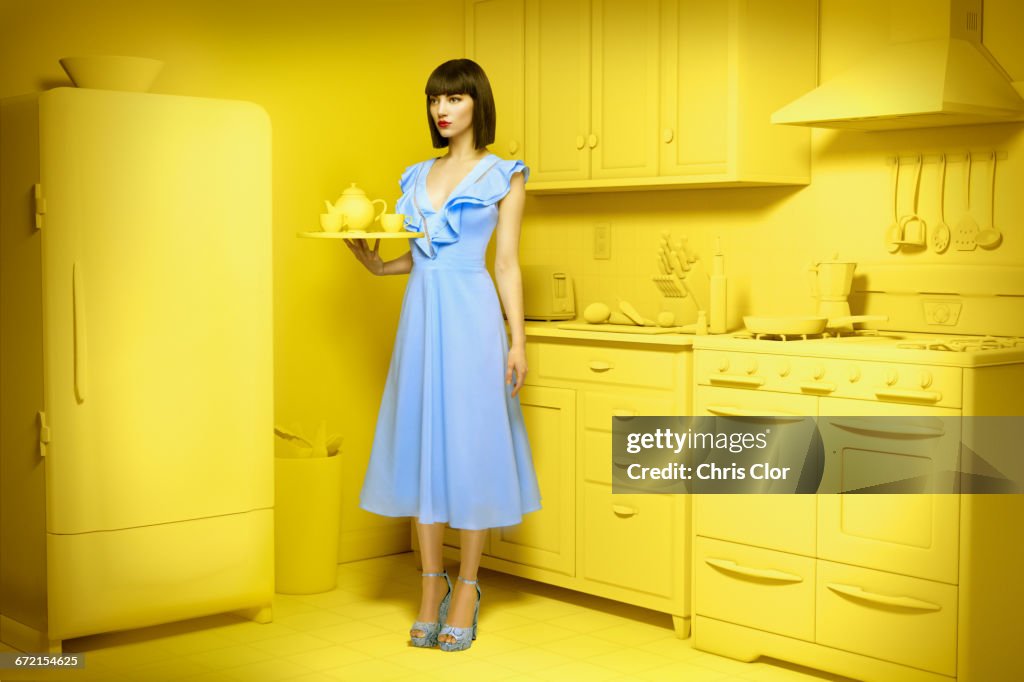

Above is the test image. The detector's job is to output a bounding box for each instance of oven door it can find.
[817,397,961,585]
[694,385,818,556]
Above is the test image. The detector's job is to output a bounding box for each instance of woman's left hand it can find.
[506,345,528,397]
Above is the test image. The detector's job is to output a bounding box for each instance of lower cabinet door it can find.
[695,536,815,641]
[489,384,576,575]
[581,482,681,599]
[816,559,958,677]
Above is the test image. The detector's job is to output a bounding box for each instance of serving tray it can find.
[297,231,425,239]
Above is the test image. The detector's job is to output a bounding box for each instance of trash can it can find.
[274,441,343,594]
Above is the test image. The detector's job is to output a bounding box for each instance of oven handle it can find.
[827,417,945,438]
[874,388,943,404]
[706,405,804,421]
[827,583,941,613]
[709,375,765,388]
[705,558,803,584]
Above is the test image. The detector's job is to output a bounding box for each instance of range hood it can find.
[772,0,1024,130]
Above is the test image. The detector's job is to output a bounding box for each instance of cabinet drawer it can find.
[816,560,957,676]
[696,495,815,556]
[581,482,679,599]
[538,343,678,389]
[582,390,675,431]
[696,536,815,641]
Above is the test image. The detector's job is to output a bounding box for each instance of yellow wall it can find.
[2,0,1022,561]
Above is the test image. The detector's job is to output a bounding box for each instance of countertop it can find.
[523,320,696,348]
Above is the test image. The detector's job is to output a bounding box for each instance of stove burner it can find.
[895,336,1024,352]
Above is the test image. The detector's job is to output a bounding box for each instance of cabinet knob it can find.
[576,135,585,150]
[777,359,791,377]
[509,140,520,156]
[662,128,674,144]
[885,370,899,386]
[717,357,730,373]
[920,370,933,389]
[745,358,758,374]
[848,366,861,383]
[587,134,598,149]
[811,365,825,381]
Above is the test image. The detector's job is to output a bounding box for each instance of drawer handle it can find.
[874,388,943,404]
[799,381,836,394]
[611,409,637,417]
[709,375,765,388]
[704,558,803,584]
[589,360,614,373]
[611,504,639,517]
[706,405,804,420]
[828,417,945,438]
[827,583,941,613]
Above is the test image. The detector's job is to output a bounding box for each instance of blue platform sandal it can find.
[409,570,452,648]
[438,577,481,652]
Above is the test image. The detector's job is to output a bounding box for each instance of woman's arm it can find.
[345,238,413,276]
[493,172,528,396]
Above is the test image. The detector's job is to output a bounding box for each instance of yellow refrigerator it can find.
[0,86,274,652]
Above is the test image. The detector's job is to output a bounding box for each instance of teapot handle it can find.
[372,199,387,220]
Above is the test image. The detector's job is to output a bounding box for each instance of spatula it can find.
[930,153,951,253]
[954,152,978,251]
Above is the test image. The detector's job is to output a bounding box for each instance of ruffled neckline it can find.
[418,153,499,214]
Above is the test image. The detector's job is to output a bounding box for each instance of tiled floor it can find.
[2,553,855,681]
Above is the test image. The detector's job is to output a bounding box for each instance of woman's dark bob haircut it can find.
[425,59,496,150]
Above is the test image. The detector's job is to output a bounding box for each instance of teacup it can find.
[320,212,343,232]
[379,213,406,233]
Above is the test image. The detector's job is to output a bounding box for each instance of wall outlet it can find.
[594,222,611,259]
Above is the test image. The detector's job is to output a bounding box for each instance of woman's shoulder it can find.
[398,158,436,192]
[478,154,529,187]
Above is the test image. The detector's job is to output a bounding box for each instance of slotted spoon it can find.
[954,152,979,251]
[976,152,1002,249]
[930,153,950,253]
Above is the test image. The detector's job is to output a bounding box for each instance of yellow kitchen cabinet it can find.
[469,334,694,638]
[523,0,816,193]
[525,0,660,183]
[489,384,576,575]
[465,0,525,159]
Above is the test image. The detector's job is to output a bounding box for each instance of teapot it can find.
[326,183,387,232]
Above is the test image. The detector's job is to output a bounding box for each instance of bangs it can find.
[425,63,477,97]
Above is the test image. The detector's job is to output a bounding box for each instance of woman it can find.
[346,58,541,652]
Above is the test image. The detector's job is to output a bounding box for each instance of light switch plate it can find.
[594,222,610,259]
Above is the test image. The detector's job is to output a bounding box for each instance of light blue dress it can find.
[359,154,542,530]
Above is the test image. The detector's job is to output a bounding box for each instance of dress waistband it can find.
[412,258,487,272]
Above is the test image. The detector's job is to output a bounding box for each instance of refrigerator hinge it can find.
[38,410,50,457]
[34,183,46,230]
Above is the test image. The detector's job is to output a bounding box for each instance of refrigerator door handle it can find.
[73,262,87,403]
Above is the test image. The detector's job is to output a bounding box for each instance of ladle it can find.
[930,153,951,253]
[894,154,926,247]
[885,155,902,253]
[954,152,979,251]
[976,152,1002,249]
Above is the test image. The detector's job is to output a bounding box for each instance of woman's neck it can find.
[445,133,487,162]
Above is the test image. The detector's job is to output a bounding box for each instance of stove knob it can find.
[745,358,759,374]
[920,370,933,389]
[885,369,899,386]
[717,357,730,373]
[812,364,825,381]
[777,359,791,377]
[848,366,861,383]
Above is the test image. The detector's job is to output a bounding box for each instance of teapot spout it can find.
[325,199,336,214]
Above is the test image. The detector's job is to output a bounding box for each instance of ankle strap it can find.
[457,576,478,585]
[422,570,448,578]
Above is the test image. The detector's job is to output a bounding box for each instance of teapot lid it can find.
[341,182,367,197]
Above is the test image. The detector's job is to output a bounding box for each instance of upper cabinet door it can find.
[466,0,525,159]
[590,0,660,179]
[660,0,730,176]
[525,0,591,182]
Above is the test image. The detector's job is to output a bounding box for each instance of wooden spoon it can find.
[976,152,1002,249]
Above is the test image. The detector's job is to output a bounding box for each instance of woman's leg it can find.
[438,528,486,644]
[412,520,448,637]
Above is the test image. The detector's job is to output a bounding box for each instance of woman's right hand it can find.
[344,238,384,275]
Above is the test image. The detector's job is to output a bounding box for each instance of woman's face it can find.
[429,93,474,142]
